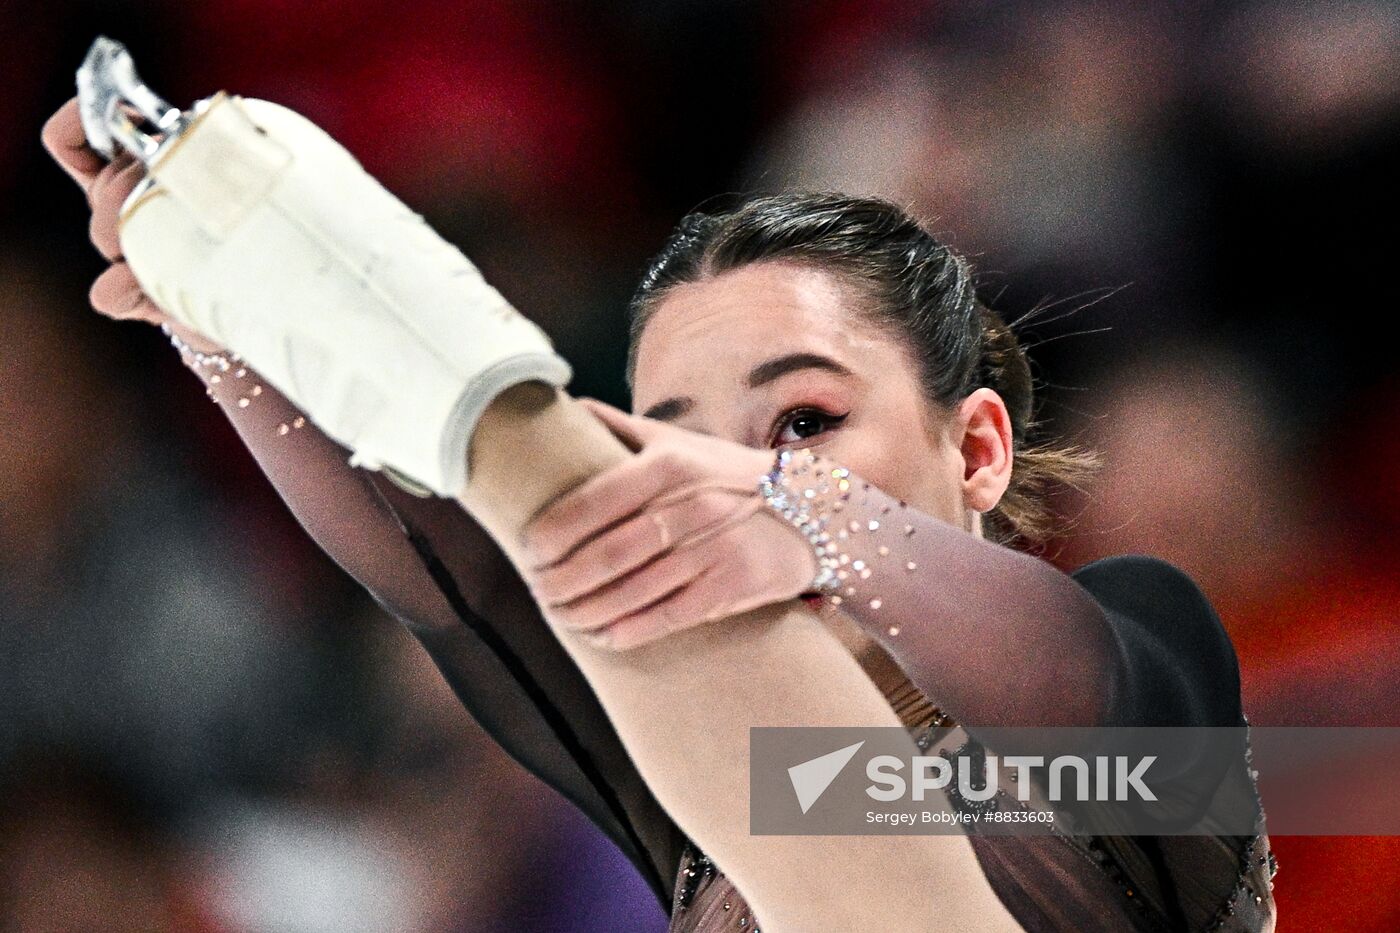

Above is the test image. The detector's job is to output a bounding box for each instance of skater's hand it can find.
[41,97,222,354]
[520,399,819,650]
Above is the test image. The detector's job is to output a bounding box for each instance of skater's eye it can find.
[769,407,849,448]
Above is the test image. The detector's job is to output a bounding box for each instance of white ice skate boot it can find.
[77,37,572,497]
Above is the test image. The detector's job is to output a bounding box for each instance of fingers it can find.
[89,158,145,260]
[586,562,727,650]
[42,98,150,264]
[565,513,820,650]
[41,98,106,194]
[577,397,667,451]
[589,545,801,651]
[90,262,161,324]
[530,487,749,605]
[522,445,694,567]
[543,533,721,633]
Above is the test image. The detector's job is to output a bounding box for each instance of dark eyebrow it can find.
[641,396,694,422]
[747,352,854,388]
[641,353,853,421]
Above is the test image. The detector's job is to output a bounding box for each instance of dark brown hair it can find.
[625,192,1096,545]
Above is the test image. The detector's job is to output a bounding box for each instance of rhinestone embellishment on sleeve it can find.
[165,323,309,437]
[756,448,926,626]
[757,447,850,594]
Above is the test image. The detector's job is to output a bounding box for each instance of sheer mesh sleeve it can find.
[766,449,1257,788]
[764,448,1125,729]
[174,344,686,906]
[764,450,1274,930]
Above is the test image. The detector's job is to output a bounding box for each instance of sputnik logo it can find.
[788,741,865,814]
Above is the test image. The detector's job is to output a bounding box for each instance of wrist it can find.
[163,320,228,359]
[757,447,853,596]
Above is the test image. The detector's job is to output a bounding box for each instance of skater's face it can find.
[631,259,1013,534]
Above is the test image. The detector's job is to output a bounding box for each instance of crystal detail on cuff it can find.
[163,322,241,371]
[757,447,850,594]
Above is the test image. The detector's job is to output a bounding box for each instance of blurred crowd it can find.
[1,0,1396,929]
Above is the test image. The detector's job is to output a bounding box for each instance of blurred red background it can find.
[1,0,1396,929]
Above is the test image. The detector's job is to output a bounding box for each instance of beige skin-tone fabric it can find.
[459,384,1023,932]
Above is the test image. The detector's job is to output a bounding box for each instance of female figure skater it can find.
[44,96,1274,931]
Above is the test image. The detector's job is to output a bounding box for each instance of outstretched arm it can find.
[42,96,687,904]
[457,384,1021,932]
[177,352,691,901]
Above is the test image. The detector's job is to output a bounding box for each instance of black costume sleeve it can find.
[1072,554,1244,731]
[964,555,1272,932]
[188,364,686,909]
